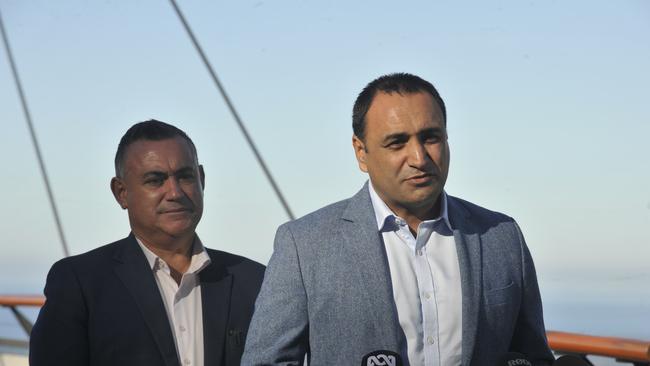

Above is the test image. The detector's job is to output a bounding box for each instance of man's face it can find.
[353,91,449,217]
[111,137,205,243]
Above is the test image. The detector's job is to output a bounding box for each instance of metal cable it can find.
[168,0,295,220]
[0,8,70,257]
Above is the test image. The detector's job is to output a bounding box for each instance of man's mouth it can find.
[405,173,435,185]
[161,207,192,214]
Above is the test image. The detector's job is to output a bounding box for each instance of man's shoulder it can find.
[204,248,265,277]
[448,194,515,225]
[448,195,525,249]
[281,195,352,233]
[42,237,135,290]
[50,236,131,271]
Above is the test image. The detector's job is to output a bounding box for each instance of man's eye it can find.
[145,178,164,186]
[178,174,196,182]
[423,134,442,144]
[386,141,405,149]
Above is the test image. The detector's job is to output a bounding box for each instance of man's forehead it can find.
[123,137,197,168]
[126,137,193,157]
[366,92,444,134]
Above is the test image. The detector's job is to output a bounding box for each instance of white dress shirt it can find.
[368,182,462,366]
[137,236,211,366]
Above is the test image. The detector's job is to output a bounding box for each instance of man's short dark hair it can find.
[352,73,446,141]
[114,119,198,177]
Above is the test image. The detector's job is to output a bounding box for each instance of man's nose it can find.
[407,141,429,169]
[164,177,184,200]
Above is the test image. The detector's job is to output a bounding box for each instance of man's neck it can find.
[394,199,442,236]
[368,182,445,237]
[136,232,195,282]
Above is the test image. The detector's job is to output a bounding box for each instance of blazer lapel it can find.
[112,235,180,366]
[448,197,483,366]
[339,182,401,350]
[200,255,232,366]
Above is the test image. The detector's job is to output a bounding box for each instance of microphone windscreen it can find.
[553,355,593,366]
[497,352,532,366]
[361,350,402,366]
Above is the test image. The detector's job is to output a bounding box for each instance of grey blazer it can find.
[242,183,554,366]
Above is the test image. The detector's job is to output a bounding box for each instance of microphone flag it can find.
[362,350,402,366]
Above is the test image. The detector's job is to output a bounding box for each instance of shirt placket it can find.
[156,261,183,359]
[176,273,194,366]
[395,218,441,366]
[416,223,440,366]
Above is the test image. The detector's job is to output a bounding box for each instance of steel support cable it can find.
[0,8,70,257]
[167,0,295,220]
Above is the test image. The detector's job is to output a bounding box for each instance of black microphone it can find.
[497,352,532,366]
[553,355,593,365]
[361,350,403,366]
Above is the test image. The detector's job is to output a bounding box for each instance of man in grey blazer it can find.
[242,73,554,365]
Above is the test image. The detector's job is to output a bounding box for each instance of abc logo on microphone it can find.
[507,359,532,366]
[362,350,402,366]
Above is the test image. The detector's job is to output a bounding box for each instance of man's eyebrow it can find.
[382,132,409,143]
[418,127,445,136]
[173,166,196,175]
[142,171,168,178]
[141,167,195,178]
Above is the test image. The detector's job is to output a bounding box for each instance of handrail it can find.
[0,295,44,337]
[1,296,649,363]
[0,295,45,307]
[547,330,650,363]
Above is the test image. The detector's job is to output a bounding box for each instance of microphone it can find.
[497,352,532,366]
[553,355,593,365]
[361,350,402,366]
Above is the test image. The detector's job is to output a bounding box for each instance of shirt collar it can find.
[368,180,452,231]
[136,235,211,275]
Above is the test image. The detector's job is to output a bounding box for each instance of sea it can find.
[1,275,648,365]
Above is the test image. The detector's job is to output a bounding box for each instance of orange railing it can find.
[548,330,650,364]
[1,295,649,364]
[0,295,45,307]
[0,295,44,338]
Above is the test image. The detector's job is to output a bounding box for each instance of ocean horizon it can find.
[2,274,648,365]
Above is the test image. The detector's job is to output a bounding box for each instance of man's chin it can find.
[405,188,442,208]
[412,184,440,197]
[159,220,199,238]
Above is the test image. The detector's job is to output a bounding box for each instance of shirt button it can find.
[416,250,423,256]
[423,292,431,299]
[179,325,186,332]
[427,336,435,345]
[184,358,191,365]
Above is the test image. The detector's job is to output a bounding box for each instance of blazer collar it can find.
[112,234,233,366]
[448,197,483,366]
[112,234,181,366]
[339,182,402,351]
[341,181,375,224]
[200,250,232,366]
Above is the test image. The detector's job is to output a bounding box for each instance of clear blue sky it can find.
[1,0,649,338]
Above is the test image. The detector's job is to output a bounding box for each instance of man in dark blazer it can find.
[30,120,265,366]
[242,73,554,365]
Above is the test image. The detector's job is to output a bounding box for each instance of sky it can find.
[1,0,649,340]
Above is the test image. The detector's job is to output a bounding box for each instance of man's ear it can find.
[199,165,205,191]
[110,177,128,209]
[352,135,368,173]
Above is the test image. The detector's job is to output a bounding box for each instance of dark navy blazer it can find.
[30,234,265,366]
